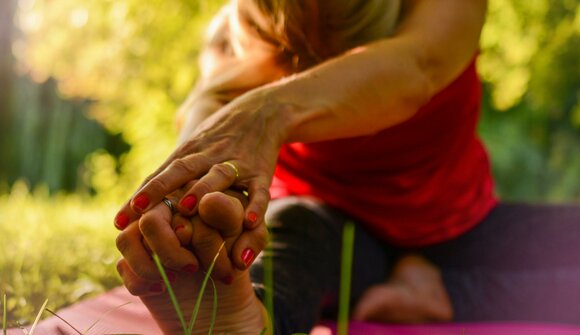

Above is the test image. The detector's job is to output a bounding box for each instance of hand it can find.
[171,190,269,273]
[114,86,290,232]
[117,190,269,295]
[117,191,269,335]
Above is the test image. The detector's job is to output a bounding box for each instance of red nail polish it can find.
[221,275,234,285]
[182,264,198,274]
[150,283,164,293]
[133,194,150,211]
[114,212,130,230]
[174,224,185,233]
[180,195,197,211]
[241,248,255,268]
[248,212,258,225]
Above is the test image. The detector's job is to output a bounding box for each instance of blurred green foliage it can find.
[0,182,120,326]
[0,0,578,325]
[6,0,577,202]
[12,0,226,201]
[479,0,580,201]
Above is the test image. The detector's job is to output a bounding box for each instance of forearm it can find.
[268,39,433,143]
[177,94,225,144]
[263,0,487,144]
[176,3,284,144]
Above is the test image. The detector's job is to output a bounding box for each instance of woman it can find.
[114,0,580,334]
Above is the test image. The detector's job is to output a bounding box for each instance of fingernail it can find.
[174,224,185,233]
[114,212,130,230]
[133,194,150,211]
[149,283,164,293]
[180,195,197,211]
[241,248,255,268]
[182,264,198,274]
[247,212,258,225]
[221,275,234,285]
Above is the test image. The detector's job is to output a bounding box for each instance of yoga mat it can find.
[312,321,580,335]
[9,287,580,335]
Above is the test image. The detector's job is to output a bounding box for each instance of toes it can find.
[198,192,244,239]
[352,285,401,321]
[230,223,269,270]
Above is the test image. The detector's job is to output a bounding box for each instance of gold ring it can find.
[162,197,176,214]
[222,161,240,179]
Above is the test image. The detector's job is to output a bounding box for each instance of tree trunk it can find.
[0,0,16,181]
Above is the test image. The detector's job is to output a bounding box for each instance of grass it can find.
[0,183,121,326]
[149,225,356,335]
[2,297,137,335]
[44,304,135,335]
[0,184,358,334]
[3,294,6,335]
[338,222,355,335]
[27,299,48,334]
[152,243,224,335]
[263,245,275,335]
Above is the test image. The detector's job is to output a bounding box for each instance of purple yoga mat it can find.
[10,287,580,335]
[312,321,580,335]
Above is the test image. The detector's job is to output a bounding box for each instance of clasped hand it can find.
[114,87,287,290]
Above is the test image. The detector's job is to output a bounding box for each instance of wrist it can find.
[244,84,299,147]
[259,77,329,145]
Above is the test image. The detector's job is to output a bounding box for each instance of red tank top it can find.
[270,59,497,247]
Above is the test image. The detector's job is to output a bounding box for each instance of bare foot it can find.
[352,254,453,323]
[130,192,270,334]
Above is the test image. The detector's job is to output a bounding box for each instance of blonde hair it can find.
[240,0,401,71]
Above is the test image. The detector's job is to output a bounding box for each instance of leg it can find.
[424,203,580,323]
[250,197,393,334]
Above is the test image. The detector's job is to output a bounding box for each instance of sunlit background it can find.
[0,0,578,326]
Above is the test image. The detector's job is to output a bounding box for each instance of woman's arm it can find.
[176,5,285,144]
[267,0,487,143]
[116,0,488,249]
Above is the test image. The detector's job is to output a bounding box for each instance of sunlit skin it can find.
[115,0,486,332]
[117,191,269,334]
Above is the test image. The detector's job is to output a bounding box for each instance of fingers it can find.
[114,180,198,232]
[129,154,211,214]
[191,191,246,283]
[177,162,240,216]
[197,191,268,271]
[139,202,200,274]
[173,215,193,246]
[116,219,161,281]
[243,177,271,229]
[114,203,140,231]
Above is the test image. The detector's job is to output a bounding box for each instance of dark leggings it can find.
[250,197,580,334]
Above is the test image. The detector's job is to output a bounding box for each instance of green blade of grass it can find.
[45,308,83,335]
[188,242,225,334]
[207,277,217,335]
[152,254,189,335]
[337,221,355,335]
[28,299,48,335]
[3,294,7,335]
[82,301,132,335]
[263,245,274,335]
